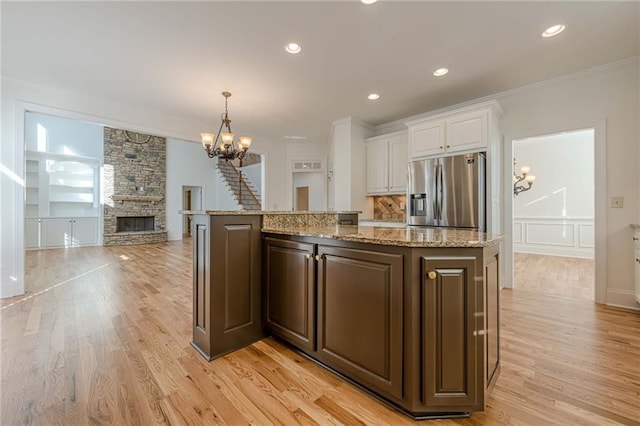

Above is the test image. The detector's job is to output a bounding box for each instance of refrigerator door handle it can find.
[436,163,442,222]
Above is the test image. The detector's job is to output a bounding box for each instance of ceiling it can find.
[2,1,639,145]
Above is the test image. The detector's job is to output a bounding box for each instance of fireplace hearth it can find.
[116,216,154,233]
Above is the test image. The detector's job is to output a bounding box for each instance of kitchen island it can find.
[183,210,502,419]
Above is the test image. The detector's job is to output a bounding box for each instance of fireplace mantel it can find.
[110,195,164,204]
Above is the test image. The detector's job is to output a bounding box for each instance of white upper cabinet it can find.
[406,102,498,160]
[365,131,408,195]
[388,137,408,193]
[407,120,445,158]
[446,110,487,152]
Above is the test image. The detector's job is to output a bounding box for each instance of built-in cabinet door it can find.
[388,137,408,193]
[73,218,98,246]
[366,139,389,194]
[25,218,41,249]
[264,238,316,352]
[316,245,403,399]
[446,111,486,153]
[409,120,445,159]
[422,256,478,408]
[41,218,72,248]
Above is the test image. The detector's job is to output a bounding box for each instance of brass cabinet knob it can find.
[315,254,322,261]
[446,144,451,148]
[440,145,444,149]
[427,271,437,280]
[305,253,312,259]
[636,258,640,264]
[634,237,639,241]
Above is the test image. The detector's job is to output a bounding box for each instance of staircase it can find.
[217,160,262,210]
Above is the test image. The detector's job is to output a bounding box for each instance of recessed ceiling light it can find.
[541,24,566,38]
[433,68,449,77]
[361,0,378,4]
[367,93,380,100]
[285,42,302,54]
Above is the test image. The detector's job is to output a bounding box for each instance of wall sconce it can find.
[513,158,536,196]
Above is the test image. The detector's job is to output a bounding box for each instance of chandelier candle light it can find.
[513,159,536,196]
[201,91,253,165]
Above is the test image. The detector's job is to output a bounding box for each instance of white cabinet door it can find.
[388,137,408,193]
[41,218,72,248]
[408,120,445,159]
[73,218,99,246]
[446,111,487,153]
[366,139,389,194]
[25,218,41,249]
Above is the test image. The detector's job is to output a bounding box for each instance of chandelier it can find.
[513,158,536,196]
[201,91,253,164]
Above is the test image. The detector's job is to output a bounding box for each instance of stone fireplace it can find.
[103,128,168,246]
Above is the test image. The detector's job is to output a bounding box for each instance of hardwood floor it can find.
[2,241,639,425]
[514,252,595,301]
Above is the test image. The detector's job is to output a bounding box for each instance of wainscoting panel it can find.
[514,217,594,259]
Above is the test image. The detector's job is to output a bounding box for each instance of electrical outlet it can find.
[611,196,624,208]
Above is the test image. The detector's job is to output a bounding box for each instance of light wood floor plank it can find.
[2,239,639,425]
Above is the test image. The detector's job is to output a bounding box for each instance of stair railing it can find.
[225,161,261,208]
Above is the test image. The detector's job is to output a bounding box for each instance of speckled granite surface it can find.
[262,225,503,248]
[181,210,360,216]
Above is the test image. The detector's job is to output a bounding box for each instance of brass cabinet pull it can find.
[447,145,451,148]
[305,253,312,259]
[636,258,640,264]
[427,271,437,280]
[439,145,444,149]
[315,254,322,261]
[634,237,639,241]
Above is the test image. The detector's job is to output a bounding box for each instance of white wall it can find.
[514,129,594,218]
[25,112,104,160]
[165,138,216,241]
[1,77,288,297]
[286,142,328,211]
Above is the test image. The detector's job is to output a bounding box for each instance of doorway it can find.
[295,186,309,211]
[512,129,595,300]
[182,186,202,236]
[291,159,327,211]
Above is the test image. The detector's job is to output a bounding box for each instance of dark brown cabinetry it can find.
[421,256,479,409]
[484,246,500,389]
[316,245,404,400]
[191,215,264,360]
[264,238,316,352]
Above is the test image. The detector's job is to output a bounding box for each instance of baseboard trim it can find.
[514,246,594,259]
[606,289,640,311]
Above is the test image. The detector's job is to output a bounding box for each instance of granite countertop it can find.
[262,225,503,248]
[359,218,406,223]
[181,210,361,215]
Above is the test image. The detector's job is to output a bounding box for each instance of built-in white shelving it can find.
[25,150,101,249]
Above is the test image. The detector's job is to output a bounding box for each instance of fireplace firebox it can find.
[116,216,154,233]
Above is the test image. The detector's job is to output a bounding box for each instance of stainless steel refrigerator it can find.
[407,152,486,231]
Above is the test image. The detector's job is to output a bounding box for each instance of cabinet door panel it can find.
[422,256,477,408]
[409,120,445,159]
[73,218,98,246]
[265,238,315,352]
[25,219,41,249]
[41,218,72,248]
[389,137,408,193]
[366,140,389,194]
[317,245,403,399]
[446,112,486,152]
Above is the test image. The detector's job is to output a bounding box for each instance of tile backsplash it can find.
[373,195,406,221]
